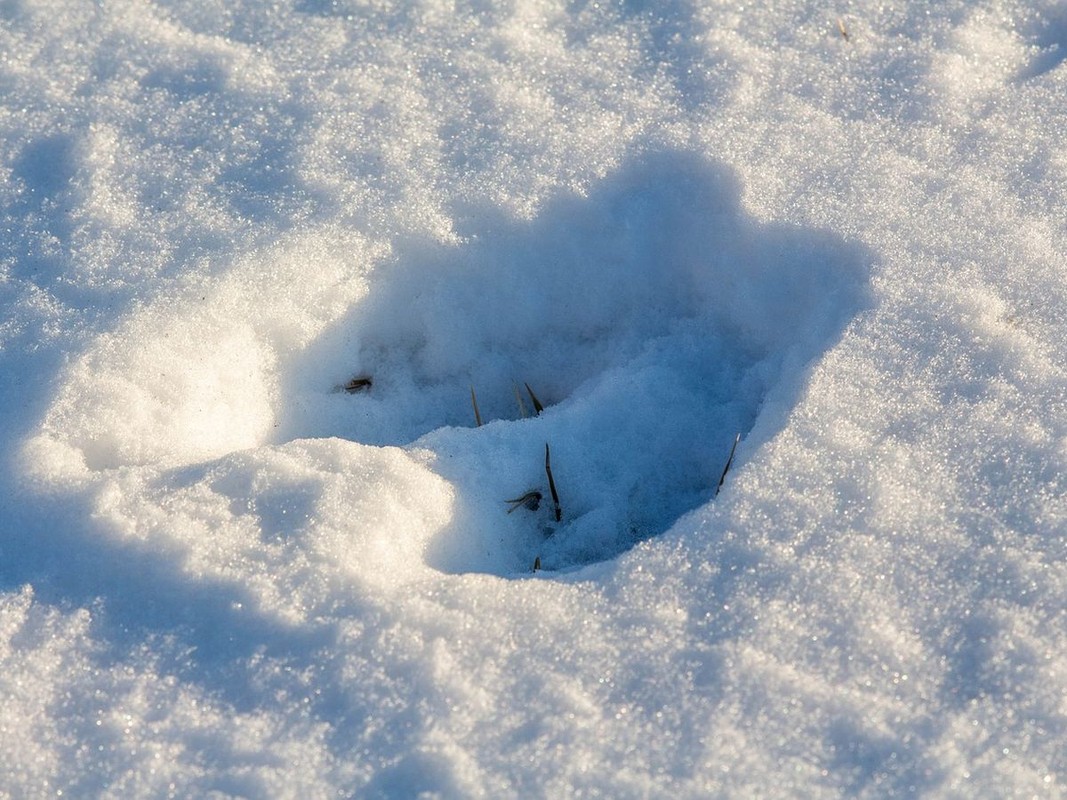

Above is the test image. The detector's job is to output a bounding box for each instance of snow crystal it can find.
[2,0,1066,796]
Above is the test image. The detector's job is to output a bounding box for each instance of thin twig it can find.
[341,375,373,393]
[525,382,545,415]
[505,490,542,513]
[716,433,741,496]
[513,383,528,419]
[470,385,483,427]
[545,443,562,521]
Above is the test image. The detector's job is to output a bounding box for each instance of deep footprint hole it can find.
[279,149,872,576]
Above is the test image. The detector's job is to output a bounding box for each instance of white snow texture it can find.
[2,0,1066,797]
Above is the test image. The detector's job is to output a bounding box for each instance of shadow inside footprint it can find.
[279,149,873,575]
[1016,6,1067,81]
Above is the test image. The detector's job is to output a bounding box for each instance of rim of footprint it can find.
[296,149,872,576]
[25,149,872,587]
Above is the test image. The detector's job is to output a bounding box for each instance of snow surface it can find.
[2,0,1066,796]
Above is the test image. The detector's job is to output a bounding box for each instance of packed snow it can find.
[2,0,1066,796]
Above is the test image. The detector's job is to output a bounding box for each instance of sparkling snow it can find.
[2,0,1065,796]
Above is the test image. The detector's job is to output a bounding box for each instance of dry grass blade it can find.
[545,443,562,521]
[470,385,483,427]
[513,383,528,418]
[341,375,373,393]
[505,490,542,513]
[837,17,850,41]
[525,382,545,415]
[716,433,741,496]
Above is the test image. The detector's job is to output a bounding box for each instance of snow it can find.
[2,0,1066,796]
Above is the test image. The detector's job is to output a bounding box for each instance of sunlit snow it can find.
[2,0,1066,796]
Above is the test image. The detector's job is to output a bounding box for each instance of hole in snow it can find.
[279,149,873,576]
